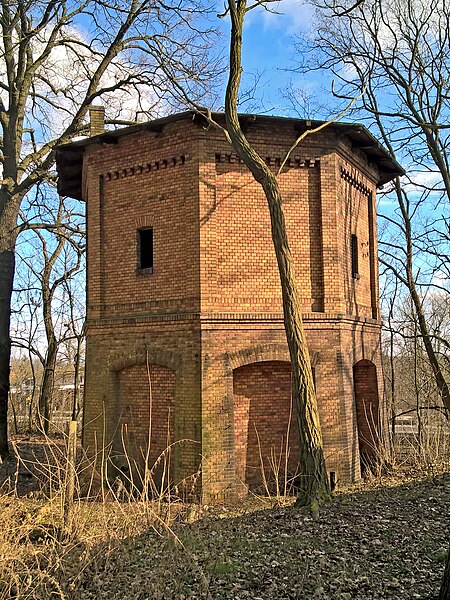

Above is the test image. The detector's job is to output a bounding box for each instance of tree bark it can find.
[36,220,67,434]
[63,419,78,533]
[0,249,14,459]
[38,340,58,435]
[224,0,331,509]
[72,341,82,422]
[0,0,218,463]
[0,187,19,460]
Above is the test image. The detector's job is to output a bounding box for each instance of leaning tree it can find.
[222,0,331,510]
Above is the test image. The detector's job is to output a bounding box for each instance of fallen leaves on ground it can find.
[74,472,450,599]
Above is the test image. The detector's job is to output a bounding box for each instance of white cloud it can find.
[15,22,165,170]
[403,170,443,193]
[431,269,449,288]
[254,0,316,36]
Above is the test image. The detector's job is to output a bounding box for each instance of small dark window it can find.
[351,234,359,279]
[138,228,153,271]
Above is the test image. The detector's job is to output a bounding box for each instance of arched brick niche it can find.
[108,346,181,373]
[353,359,380,470]
[232,360,300,494]
[226,343,319,372]
[111,353,177,489]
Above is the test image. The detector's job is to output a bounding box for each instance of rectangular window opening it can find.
[351,234,359,279]
[138,228,153,272]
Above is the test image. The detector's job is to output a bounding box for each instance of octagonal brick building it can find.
[56,110,402,501]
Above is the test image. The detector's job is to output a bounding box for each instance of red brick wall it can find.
[116,363,175,487]
[81,118,204,488]
[199,162,322,313]
[199,318,383,499]
[79,114,386,501]
[84,119,201,321]
[196,123,379,320]
[233,361,300,493]
[83,322,202,488]
[339,161,378,318]
[353,359,380,464]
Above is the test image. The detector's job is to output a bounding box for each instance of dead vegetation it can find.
[0,434,449,599]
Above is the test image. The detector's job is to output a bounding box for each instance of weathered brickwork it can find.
[353,360,381,464]
[233,361,299,494]
[56,112,401,502]
[117,363,175,484]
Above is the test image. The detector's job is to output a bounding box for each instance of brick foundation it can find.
[353,359,381,467]
[116,363,175,485]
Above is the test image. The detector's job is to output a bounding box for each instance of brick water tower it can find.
[57,111,402,501]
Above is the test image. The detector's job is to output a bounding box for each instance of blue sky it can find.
[218,0,333,117]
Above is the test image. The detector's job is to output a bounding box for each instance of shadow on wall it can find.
[353,359,381,472]
[232,360,300,495]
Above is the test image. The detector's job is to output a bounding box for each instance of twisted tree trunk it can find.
[224,0,331,509]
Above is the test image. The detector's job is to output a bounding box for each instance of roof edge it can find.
[56,110,404,199]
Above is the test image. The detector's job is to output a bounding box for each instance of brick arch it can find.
[226,343,319,372]
[232,360,300,494]
[116,361,176,488]
[353,359,380,470]
[108,344,182,490]
[108,345,182,373]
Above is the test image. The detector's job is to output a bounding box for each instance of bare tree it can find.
[297,0,450,588]
[213,0,331,510]
[10,261,43,431]
[294,0,450,405]
[379,175,450,413]
[16,190,84,433]
[0,0,221,459]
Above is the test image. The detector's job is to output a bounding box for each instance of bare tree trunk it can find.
[382,174,450,415]
[413,313,423,447]
[366,104,450,415]
[71,334,83,422]
[0,249,15,460]
[390,331,396,438]
[224,0,330,509]
[36,219,67,435]
[38,340,57,434]
[64,329,83,532]
[9,395,17,434]
[63,419,78,532]
[0,0,218,469]
[28,348,37,431]
[386,282,397,439]
[410,281,450,414]
[407,273,450,414]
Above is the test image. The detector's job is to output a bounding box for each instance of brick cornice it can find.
[102,153,189,182]
[215,151,319,170]
[85,311,382,328]
[340,166,371,197]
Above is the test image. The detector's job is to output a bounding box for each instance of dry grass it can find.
[0,431,449,599]
[0,432,204,600]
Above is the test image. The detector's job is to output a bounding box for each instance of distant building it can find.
[57,111,402,501]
